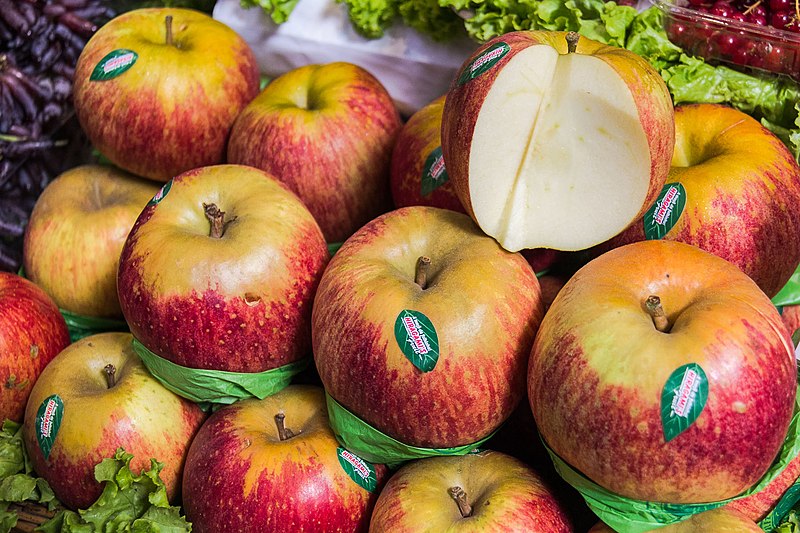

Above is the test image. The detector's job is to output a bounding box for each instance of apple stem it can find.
[415,256,431,289]
[447,486,473,518]
[104,364,116,388]
[203,202,236,239]
[645,295,670,333]
[165,15,174,47]
[274,412,297,441]
[566,31,579,53]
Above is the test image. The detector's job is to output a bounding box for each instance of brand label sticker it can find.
[35,394,64,460]
[457,42,510,86]
[421,146,449,197]
[148,179,172,206]
[644,183,686,240]
[394,309,440,372]
[90,49,138,81]
[661,363,708,442]
[336,447,377,492]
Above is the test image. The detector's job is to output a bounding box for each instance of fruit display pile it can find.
[4,1,800,533]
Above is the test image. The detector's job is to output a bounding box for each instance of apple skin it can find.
[724,452,800,521]
[117,164,329,372]
[227,62,403,243]
[23,165,160,318]
[22,332,207,510]
[441,30,674,243]
[368,450,573,532]
[73,8,260,182]
[312,206,544,448]
[389,95,464,214]
[182,385,387,533]
[529,240,797,503]
[600,103,800,298]
[588,508,762,532]
[0,272,70,422]
[781,304,800,338]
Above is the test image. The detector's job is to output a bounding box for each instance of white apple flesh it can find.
[443,31,674,252]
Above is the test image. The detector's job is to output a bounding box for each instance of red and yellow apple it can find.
[227,62,402,243]
[588,508,762,532]
[529,240,797,503]
[117,164,329,372]
[312,206,543,449]
[22,332,207,510]
[182,385,387,532]
[0,272,70,422]
[73,8,260,182]
[23,165,160,318]
[390,95,464,214]
[600,103,800,298]
[441,30,674,252]
[368,450,573,532]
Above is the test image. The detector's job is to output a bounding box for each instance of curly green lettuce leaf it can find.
[437,0,635,44]
[238,0,301,24]
[399,0,465,41]
[0,420,59,533]
[37,448,190,533]
[437,0,540,42]
[777,510,800,532]
[336,0,399,38]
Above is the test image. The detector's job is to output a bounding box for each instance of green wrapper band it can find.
[774,264,800,308]
[325,392,496,467]
[544,384,800,533]
[132,337,309,406]
[60,308,129,343]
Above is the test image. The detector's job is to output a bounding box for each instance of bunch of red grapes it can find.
[664,0,800,77]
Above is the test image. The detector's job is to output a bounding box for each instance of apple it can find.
[725,452,800,521]
[182,385,387,532]
[389,95,464,214]
[312,206,543,449]
[22,332,207,510]
[0,272,70,422]
[441,30,674,252]
[227,61,403,243]
[599,103,800,298]
[72,8,260,182]
[368,450,573,532]
[481,401,597,531]
[529,240,797,503]
[588,508,762,532]
[23,164,160,319]
[117,164,329,373]
[781,305,800,339]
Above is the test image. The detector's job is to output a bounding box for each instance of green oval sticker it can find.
[90,49,138,81]
[394,309,439,373]
[421,146,449,197]
[148,179,172,206]
[661,363,708,442]
[336,447,378,492]
[457,42,510,86]
[35,394,64,460]
[644,183,686,240]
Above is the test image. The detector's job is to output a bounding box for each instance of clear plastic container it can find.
[651,0,800,80]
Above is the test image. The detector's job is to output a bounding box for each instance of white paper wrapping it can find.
[212,0,479,116]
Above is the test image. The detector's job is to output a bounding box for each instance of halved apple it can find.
[442,31,675,252]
